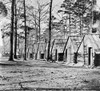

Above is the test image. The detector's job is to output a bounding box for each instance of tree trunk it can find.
[9,0,15,61]
[80,16,82,35]
[23,0,27,60]
[36,9,41,59]
[38,10,41,43]
[14,0,18,59]
[69,13,71,35]
[47,0,53,61]
[34,11,38,60]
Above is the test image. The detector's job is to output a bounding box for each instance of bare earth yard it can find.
[0,58,100,90]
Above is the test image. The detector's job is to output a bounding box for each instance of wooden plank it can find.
[63,37,70,53]
[76,35,85,53]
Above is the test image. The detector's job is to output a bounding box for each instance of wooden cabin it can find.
[79,34,100,66]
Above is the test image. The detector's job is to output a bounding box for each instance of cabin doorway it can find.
[88,47,92,65]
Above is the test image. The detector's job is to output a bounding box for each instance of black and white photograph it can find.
[0,0,100,90]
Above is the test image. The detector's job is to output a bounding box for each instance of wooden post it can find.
[65,49,67,60]
[67,47,71,63]
[91,48,93,66]
[39,51,41,59]
[84,45,87,65]
[64,49,67,62]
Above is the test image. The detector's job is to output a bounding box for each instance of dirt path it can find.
[0,59,100,90]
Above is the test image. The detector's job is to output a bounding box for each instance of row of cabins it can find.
[29,34,100,67]
[2,34,100,67]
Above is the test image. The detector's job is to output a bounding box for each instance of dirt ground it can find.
[0,58,100,91]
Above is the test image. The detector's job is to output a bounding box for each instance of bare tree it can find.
[14,0,18,59]
[9,0,15,61]
[23,0,27,60]
[47,0,53,61]
[26,1,50,59]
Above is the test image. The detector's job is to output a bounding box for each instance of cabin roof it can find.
[84,35,100,52]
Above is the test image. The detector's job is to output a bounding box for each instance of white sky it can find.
[97,0,100,6]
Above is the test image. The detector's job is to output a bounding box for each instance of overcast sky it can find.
[97,0,100,7]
